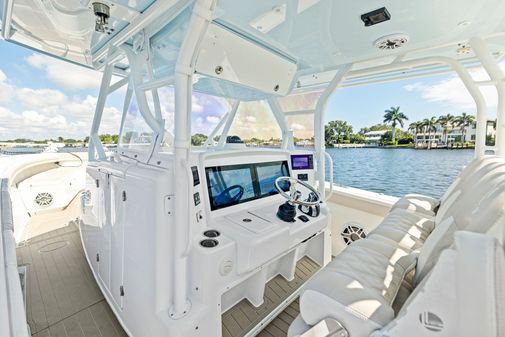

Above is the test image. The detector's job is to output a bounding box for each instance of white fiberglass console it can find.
[189,149,330,312]
[80,148,330,337]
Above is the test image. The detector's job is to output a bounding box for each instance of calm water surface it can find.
[325,148,474,198]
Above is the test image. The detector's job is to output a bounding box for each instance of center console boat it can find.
[1,1,505,337]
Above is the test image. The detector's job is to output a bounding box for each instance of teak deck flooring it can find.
[16,220,127,337]
[222,257,320,337]
[17,216,318,337]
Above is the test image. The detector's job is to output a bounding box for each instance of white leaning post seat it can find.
[368,156,505,253]
[288,156,505,337]
[390,156,505,217]
[372,232,505,337]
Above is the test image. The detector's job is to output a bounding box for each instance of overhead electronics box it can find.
[195,23,297,96]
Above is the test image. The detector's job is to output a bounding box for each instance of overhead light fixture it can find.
[361,7,391,27]
[93,2,113,34]
[374,33,409,50]
[456,43,471,55]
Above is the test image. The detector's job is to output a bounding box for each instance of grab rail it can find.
[324,152,334,201]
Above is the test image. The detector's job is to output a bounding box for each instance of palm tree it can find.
[408,121,422,147]
[454,113,476,143]
[422,117,438,149]
[437,114,454,144]
[383,106,409,143]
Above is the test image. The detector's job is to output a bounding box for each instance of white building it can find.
[364,130,388,145]
[415,121,496,147]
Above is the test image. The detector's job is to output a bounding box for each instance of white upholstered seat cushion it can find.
[390,156,505,216]
[299,242,417,336]
[367,209,435,250]
[391,194,439,216]
[374,232,505,337]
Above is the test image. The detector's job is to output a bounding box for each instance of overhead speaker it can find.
[341,223,367,245]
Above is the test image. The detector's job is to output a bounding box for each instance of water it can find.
[325,148,474,198]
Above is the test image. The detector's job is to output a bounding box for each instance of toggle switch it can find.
[196,210,203,222]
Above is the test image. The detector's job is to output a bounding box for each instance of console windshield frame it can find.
[205,160,290,211]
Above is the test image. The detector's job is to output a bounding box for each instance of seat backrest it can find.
[415,172,505,283]
[375,232,505,337]
[436,157,505,221]
[440,156,505,203]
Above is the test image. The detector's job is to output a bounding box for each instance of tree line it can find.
[1,134,119,144]
[325,106,479,147]
[407,113,475,147]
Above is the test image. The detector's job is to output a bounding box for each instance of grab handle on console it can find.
[324,151,334,202]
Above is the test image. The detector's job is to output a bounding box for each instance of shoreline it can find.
[326,144,475,150]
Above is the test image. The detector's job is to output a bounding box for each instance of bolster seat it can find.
[368,209,435,250]
[391,156,505,216]
[298,243,417,337]
[289,156,505,337]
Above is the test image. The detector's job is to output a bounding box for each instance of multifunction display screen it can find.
[291,154,314,170]
[205,161,290,211]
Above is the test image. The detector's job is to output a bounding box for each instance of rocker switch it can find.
[196,210,203,223]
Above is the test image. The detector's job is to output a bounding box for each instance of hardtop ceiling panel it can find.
[215,0,505,72]
[3,0,156,67]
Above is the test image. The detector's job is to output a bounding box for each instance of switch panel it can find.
[193,192,201,206]
[297,173,308,181]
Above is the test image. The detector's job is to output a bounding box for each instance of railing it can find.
[0,178,29,337]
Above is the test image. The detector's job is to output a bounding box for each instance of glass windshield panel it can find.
[228,100,282,147]
[119,92,153,151]
[286,114,314,146]
[277,90,323,112]
[156,86,175,151]
[205,160,290,210]
[191,93,233,147]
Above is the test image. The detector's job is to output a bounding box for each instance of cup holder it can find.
[200,239,219,248]
[203,229,220,238]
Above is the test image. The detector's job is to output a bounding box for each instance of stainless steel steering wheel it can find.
[274,176,321,206]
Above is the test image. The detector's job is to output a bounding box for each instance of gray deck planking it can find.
[17,220,127,337]
[18,216,317,337]
[222,257,319,337]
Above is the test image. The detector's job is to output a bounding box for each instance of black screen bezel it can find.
[291,154,314,170]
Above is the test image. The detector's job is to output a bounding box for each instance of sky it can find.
[0,39,500,141]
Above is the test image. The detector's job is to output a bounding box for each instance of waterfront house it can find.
[364,130,388,145]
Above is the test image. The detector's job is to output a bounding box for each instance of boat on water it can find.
[0,1,504,337]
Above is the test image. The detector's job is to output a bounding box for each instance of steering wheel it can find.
[274,177,321,206]
[216,185,244,205]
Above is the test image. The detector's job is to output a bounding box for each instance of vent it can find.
[34,192,53,206]
[374,34,409,50]
[341,223,367,245]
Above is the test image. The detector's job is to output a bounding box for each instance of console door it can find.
[110,174,125,309]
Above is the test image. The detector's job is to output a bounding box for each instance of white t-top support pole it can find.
[470,37,505,157]
[217,101,240,147]
[88,62,113,161]
[314,64,352,197]
[268,98,293,150]
[171,0,216,319]
[204,111,230,147]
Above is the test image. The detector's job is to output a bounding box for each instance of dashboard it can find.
[187,149,328,309]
